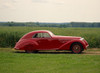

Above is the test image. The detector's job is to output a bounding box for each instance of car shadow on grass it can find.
[14,51,87,54]
[36,51,73,54]
[14,51,74,54]
[13,49,100,55]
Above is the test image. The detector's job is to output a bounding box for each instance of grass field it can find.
[0,48,100,73]
[0,26,100,48]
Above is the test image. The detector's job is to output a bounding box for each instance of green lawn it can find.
[0,48,100,73]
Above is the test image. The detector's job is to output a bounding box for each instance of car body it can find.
[14,30,89,54]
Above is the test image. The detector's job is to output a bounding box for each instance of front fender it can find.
[59,39,86,50]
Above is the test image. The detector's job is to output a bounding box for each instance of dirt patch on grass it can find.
[82,51,100,55]
[82,48,100,55]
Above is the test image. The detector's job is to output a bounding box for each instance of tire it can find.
[25,45,38,53]
[25,50,33,53]
[71,43,83,54]
[34,50,38,53]
[25,50,38,53]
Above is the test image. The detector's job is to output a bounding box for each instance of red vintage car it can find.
[14,30,89,54]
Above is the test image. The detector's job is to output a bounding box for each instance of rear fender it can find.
[17,40,38,50]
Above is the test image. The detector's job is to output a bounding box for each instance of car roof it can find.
[21,30,53,39]
[32,30,51,33]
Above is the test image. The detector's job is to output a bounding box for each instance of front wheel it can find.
[71,43,83,54]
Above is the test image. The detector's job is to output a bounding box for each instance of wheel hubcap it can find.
[72,45,81,53]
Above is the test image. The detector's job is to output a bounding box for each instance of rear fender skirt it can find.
[18,41,39,50]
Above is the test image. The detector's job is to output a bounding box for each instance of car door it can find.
[49,38,65,49]
[37,38,53,50]
[33,32,53,50]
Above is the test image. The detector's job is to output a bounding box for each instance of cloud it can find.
[51,0,65,5]
[0,0,16,9]
[3,3,12,8]
[32,0,48,3]
[31,0,65,5]
[12,0,17,3]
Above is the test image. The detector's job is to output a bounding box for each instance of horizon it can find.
[0,21,100,23]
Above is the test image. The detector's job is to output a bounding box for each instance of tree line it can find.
[0,22,100,27]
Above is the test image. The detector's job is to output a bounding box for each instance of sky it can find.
[0,0,100,22]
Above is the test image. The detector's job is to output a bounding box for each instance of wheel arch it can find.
[70,42,84,51]
[59,40,85,50]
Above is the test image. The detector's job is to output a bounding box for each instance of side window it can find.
[37,33,42,38]
[33,33,51,38]
[42,33,51,38]
[33,33,38,38]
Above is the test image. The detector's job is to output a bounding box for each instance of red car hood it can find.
[52,35,81,40]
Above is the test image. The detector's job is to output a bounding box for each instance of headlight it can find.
[80,38,84,40]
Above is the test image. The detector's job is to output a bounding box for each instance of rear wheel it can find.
[25,50,33,53]
[25,50,38,53]
[25,45,38,53]
[71,43,83,54]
